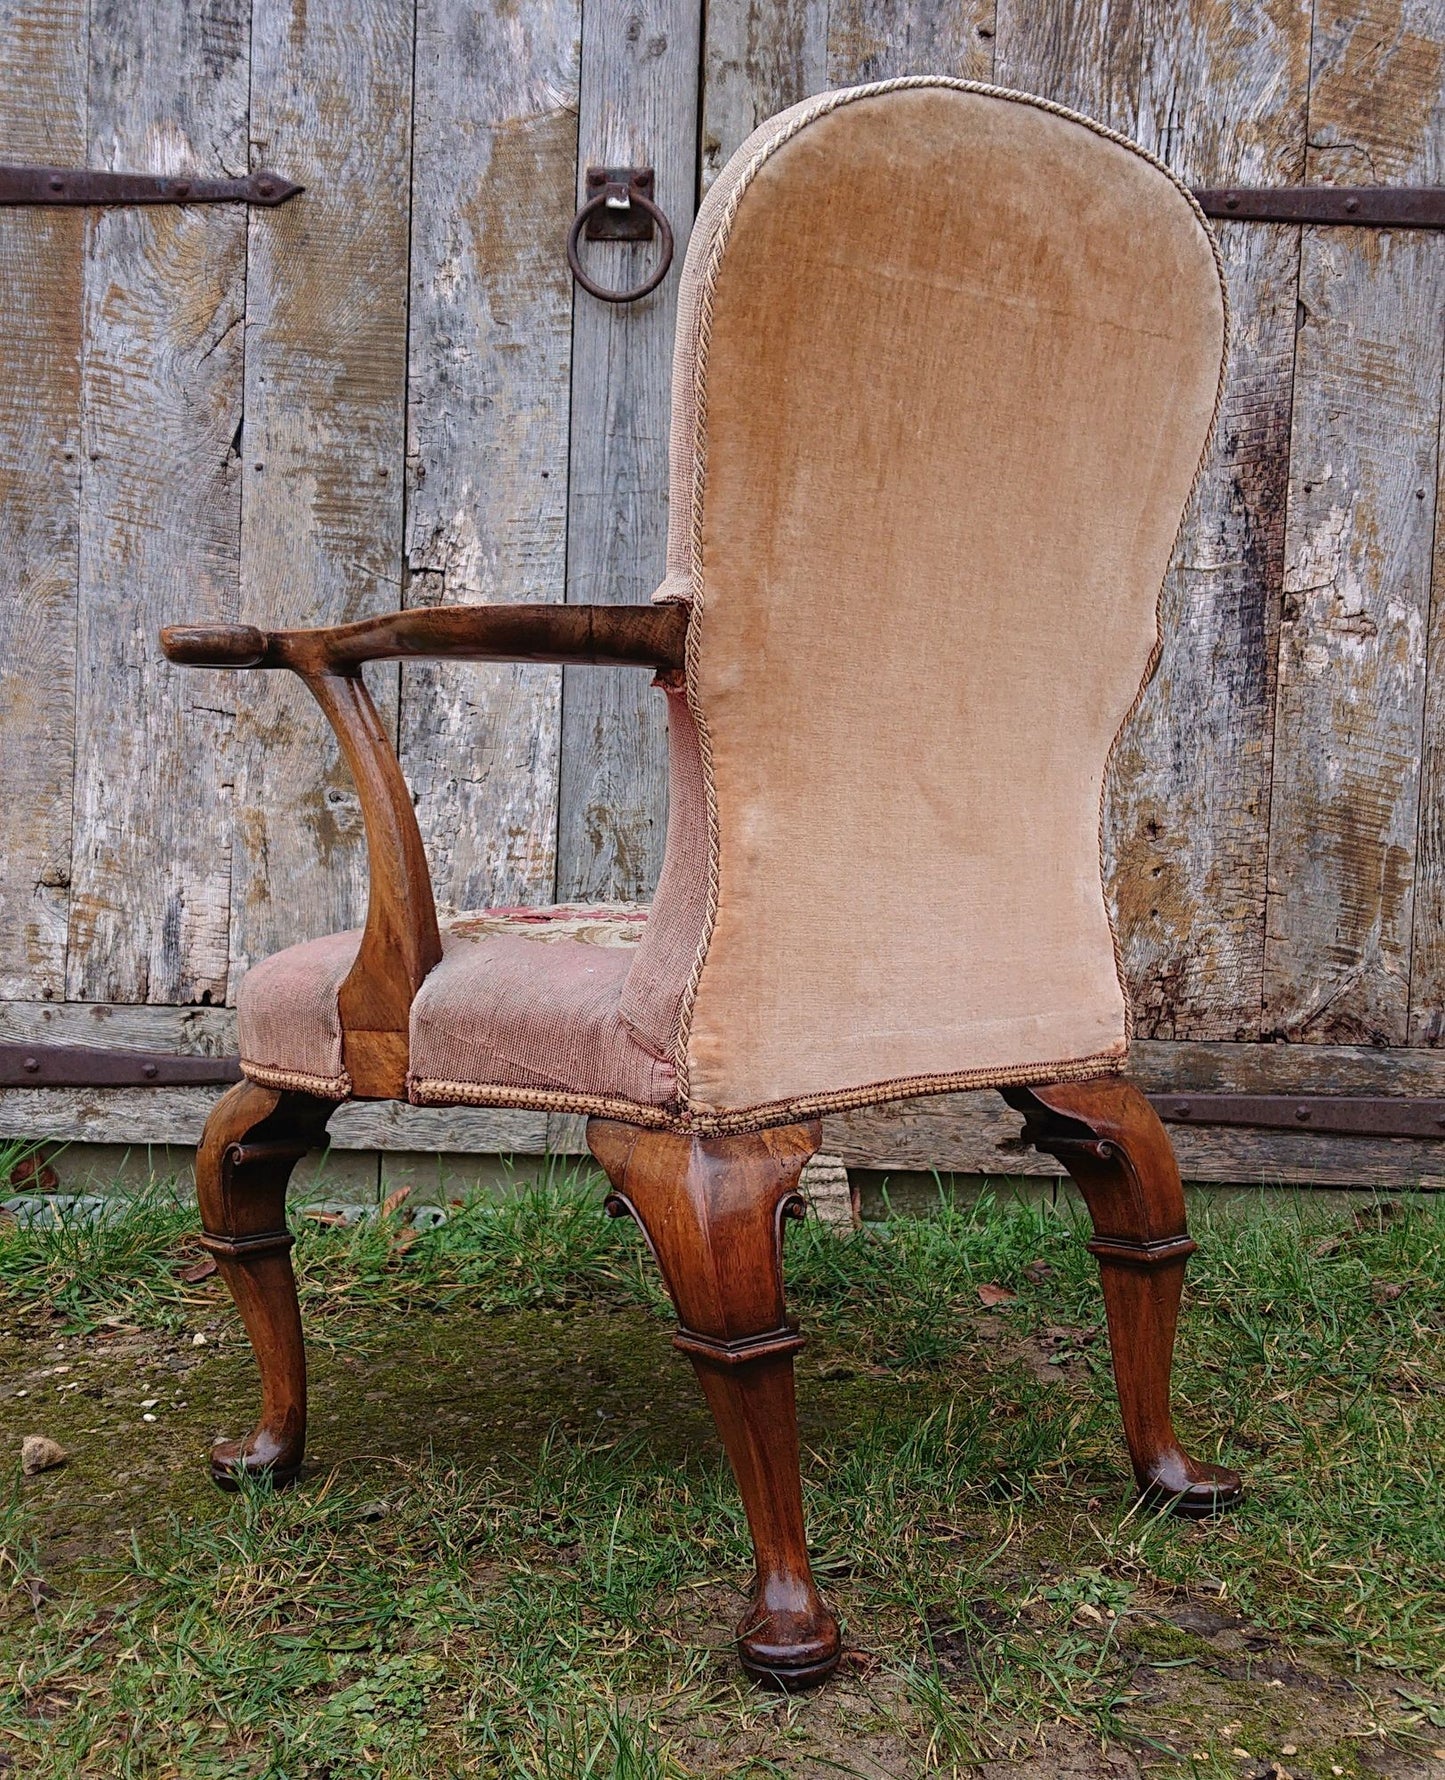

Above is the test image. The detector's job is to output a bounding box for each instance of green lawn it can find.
[1,1157,1442,1778]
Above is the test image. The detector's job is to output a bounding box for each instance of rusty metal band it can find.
[0,1043,242,1088]
[1152,1093,1445,1138]
[1194,186,1445,227]
[0,166,302,206]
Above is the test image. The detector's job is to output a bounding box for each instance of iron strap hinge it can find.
[0,1044,242,1088]
[0,166,302,207]
[1152,1093,1445,1139]
[1194,186,1445,228]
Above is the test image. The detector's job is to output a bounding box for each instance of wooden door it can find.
[1,0,1443,1187]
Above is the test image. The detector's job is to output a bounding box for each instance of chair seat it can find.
[237,903,677,1109]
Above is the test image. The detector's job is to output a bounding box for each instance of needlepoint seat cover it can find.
[236,77,1227,1133]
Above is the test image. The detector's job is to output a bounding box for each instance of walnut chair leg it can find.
[1003,1077,1242,1518]
[587,1117,842,1690]
[195,1080,339,1491]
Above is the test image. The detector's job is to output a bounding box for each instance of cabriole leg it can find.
[1003,1077,1242,1517]
[195,1080,338,1490]
[587,1118,842,1689]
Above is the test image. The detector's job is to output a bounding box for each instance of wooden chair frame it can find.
[163,607,1241,1690]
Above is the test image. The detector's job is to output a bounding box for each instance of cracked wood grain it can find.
[0,0,85,999]
[701,0,995,194]
[1264,0,1445,1045]
[65,0,250,1006]
[230,0,414,985]
[401,0,580,915]
[1107,0,1312,1041]
[555,0,700,902]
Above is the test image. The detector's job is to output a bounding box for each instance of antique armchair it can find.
[162,78,1240,1690]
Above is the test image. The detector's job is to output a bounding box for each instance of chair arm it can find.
[159,602,689,1100]
[160,600,689,676]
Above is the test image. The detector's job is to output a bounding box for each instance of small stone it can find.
[142,1414,156,1423]
[15,1389,27,1398]
[1281,1749,1297,1757]
[1231,1750,1251,1760]
[21,1435,67,1475]
[798,1154,858,1232]
[192,1333,208,1346]
[140,1399,159,1409]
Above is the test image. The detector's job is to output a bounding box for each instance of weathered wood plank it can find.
[65,0,250,1006]
[1398,0,1445,1042]
[992,0,1140,130]
[1264,0,1445,1045]
[401,0,580,915]
[1412,404,1445,1042]
[0,998,237,1054]
[0,1,86,1000]
[230,0,415,980]
[702,0,828,188]
[555,0,701,902]
[0,1085,545,1153]
[702,0,994,194]
[1107,1,1311,1040]
[825,0,995,88]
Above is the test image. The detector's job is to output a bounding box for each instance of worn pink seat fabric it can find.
[238,902,675,1108]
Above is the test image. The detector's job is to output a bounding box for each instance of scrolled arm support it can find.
[160,601,690,1100]
[303,670,440,1098]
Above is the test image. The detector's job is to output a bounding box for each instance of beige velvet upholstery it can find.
[237,78,1226,1132]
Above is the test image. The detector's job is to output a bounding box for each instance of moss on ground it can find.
[1,1174,1443,1777]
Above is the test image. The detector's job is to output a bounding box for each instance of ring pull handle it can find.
[567,165,674,303]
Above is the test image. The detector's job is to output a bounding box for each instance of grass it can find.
[1,1165,1442,1777]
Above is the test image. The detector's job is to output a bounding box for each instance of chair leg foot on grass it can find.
[195,1080,338,1491]
[1002,1076,1243,1518]
[587,1117,842,1689]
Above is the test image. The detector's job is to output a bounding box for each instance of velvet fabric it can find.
[670,81,1225,1116]
[236,79,1226,1132]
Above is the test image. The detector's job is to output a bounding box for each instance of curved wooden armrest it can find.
[160,602,690,1100]
[161,601,689,675]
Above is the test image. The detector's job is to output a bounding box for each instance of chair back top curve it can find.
[639,79,1227,1123]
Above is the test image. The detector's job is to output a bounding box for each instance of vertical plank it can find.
[402,0,580,916]
[555,0,701,902]
[1264,0,1445,1044]
[702,0,994,194]
[702,0,828,189]
[992,0,1142,130]
[1412,379,1445,1042]
[0,1,86,999]
[232,0,414,977]
[1106,0,1311,1040]
[66,0,250,1005]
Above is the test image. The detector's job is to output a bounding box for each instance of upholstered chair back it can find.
[627,79,1226,1124]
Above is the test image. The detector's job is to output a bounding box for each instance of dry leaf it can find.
[1371,1279,1406,1304]
[381,1184,413,1220]
[21,1435,68,1475]
[977,1283,1017,1307]
[304,1210,348,1227]
[1023,1260,1055,1284]
[176,1255,218,1284]
[8,1156,59,1193]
